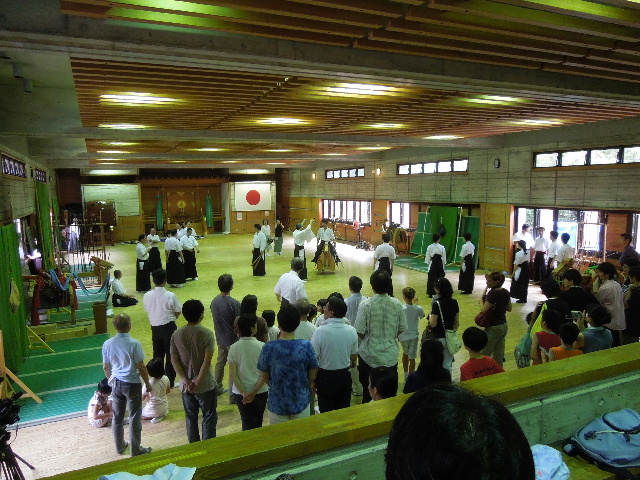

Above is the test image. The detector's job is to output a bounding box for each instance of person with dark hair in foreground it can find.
[368,366,398,401]
[403,340,451,394]
[386,383,535,480]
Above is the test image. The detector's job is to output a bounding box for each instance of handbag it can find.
[445,329,463,354]
[475,304,496,328]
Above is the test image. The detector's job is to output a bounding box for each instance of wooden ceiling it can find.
[61,0,640,83]
[59,0,640,167]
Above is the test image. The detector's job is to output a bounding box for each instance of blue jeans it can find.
[112,379,144,455]
[181,389,218,443]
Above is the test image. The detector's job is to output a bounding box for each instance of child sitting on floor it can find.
[549,322,583,361]
[263,309,279,342]
[460,327,505,381]
[88,378,113,428]
[398,287,425,381]
[142,357,170,423]
[530,309,562,365]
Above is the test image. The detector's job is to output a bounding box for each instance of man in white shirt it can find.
[373,233,396,276]
[252,223,267,277]
[143,269,183,387]
[512,223,534,249]
[180,228,200,281]
[312,218,341,265]
[274,258,308,306]
[556,232,575,265]
[533,227,549,283]
[311,296,358,413]
[547,230,560,277]
[111,269,138,307]
[425,233,446,297]
[345,276,366,396]
[293,219,316,281]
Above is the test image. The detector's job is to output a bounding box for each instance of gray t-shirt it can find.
[170,324,216,393]
[210,294,241,347]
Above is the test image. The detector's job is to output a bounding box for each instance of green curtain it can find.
[156,194,164,230]
[0,224,29,372]
[429,206,459,264]
[205,193,214,228]
[35,181,55,270]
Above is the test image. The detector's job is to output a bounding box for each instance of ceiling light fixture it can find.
[99,124,150,129]
[264,149,293,152]
[424,135,462,140]
[357,146,391,151]
[267,162,286,165]
[97,150,130,154]
[12,63,23,79]
[322,153,346,156]
[513,119,562,126]
[102,141,139,146]
[366,123,405,129]
[100,92,183,106]
[189,148,228,152]
[257,118,307,125]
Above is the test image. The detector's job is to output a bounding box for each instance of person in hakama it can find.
[293,220,316,281]
[147,228,162,272]
[252,224,267,277]
[136,234,151,292]
[425,233,446,298]
[510,240,530,303]
[180,228,199,281]
[457,233,475,295]
[165,230,186,288]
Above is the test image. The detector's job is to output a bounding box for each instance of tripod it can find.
[0,429,34,480]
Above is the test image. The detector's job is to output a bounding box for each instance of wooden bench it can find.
[44,344,640,480]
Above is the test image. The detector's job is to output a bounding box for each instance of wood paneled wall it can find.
[480,203,515,272]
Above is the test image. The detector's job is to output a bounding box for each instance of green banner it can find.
[35,181,55,270]
[156,194,164,231]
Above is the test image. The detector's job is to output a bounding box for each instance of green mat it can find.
[14,334,109,426]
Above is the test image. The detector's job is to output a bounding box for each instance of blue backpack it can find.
[563,408,640,480]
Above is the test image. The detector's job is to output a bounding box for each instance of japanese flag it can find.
[234,182,272,211]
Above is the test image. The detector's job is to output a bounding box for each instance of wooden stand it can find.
[26,325,55,354]
[0,331,42,403]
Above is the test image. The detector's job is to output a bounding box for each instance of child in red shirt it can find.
[460,327,505,381]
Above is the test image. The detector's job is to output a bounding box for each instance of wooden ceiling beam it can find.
[283,0,405,17]
[491,0,640,28]
[426,0,640,41]
[403,9,616,49]
[381,20,590,57]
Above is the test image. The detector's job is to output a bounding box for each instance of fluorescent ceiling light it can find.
[81,168,138,175]
[190,148,228,152]
[322,153,346,156]
[424,135,462,140]
[264,149,293,152]
[101,92,183,106]
[267,162,286,165]
[97,150,130,154]
[221,160,239,163]
[462,95,523,105]
[513,119,562,125]
[102,141,138,146]
[257,118,307,125]
[99,124,150,129]
[171,161,187,163]
[357,146,391,150]
[366,123,405,129]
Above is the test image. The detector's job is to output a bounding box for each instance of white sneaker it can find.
[194,277,198,281]
[151,415,165,424]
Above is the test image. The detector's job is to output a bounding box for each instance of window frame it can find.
[533,144,640,169]
[397,158,469,176]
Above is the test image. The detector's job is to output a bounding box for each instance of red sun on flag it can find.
[246,190,261,205]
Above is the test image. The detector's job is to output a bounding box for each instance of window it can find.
[534,144,640,168]
[325,166,366,179]
[390,202,410,229]
[321,199,371,225]
[397,158,468,175]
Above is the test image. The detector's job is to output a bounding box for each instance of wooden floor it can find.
[11,233,544,479]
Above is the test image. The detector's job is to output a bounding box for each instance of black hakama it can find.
[458,254,475,294]
[510,261,530,302]
[533,251,546,282]
[427,254,445,297]
[112,293,138,307]
[294,244,308,280]
[135,258,151,292]
[183,249,197,280]
[253,248,266,276]
[149,246,162,272]
[166,250,186,285]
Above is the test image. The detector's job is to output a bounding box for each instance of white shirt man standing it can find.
[274,258,308,306]
[143,268,182,388]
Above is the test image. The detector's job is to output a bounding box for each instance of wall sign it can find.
[2,154,27,179]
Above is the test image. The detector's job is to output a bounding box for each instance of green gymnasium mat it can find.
[13,334,109,426]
